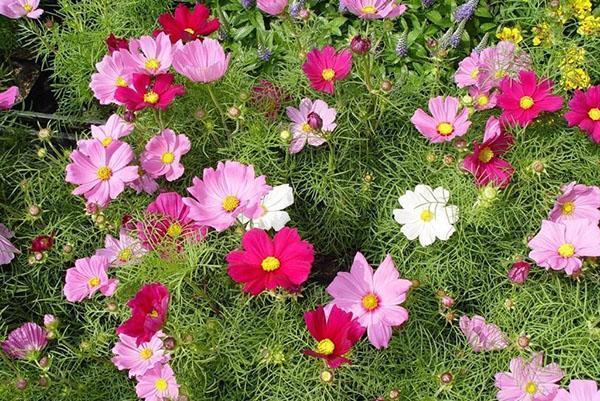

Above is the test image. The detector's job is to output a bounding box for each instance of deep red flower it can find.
[105,34,129,55]
[154,3,220,44]
[31,235,54,252]
[115,73,185,111]
[250,80,290,120]
[116,283,169,346]
[303,305,365,368]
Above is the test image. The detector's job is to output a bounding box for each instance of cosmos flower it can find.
[1,322,47,360]
[154,3,219,43]
[554,380,600,401]
[548,182,600,225]
[172,38,230,83]
[115,73,185,111]
[410,96,471,143]
[0,223,19,265]
[302,45,352,94]
[90,50,135,105]
[256,0,287,15]
[507,261,530,284]
[135,363,179,401]
[105,33,129,54]
[495,353,564,401]
[0,0,43,19]
[63,255,119,302]
[342,0,407,19]
[78,114,134,152]
[125,32,176,75]
[111,331,170,378]
[128,169,160,195]
[141,129,191,182]
[564,85,600,143]
[286,98,336,153]
[237,184,294,231]
[458,315,508,352]
[31,235,54,253]
[326,252,412,349]
[96,229,146,267]
[0,86,19,109]
[454,51,485,88]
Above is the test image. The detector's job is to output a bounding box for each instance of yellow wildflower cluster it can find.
[547,0,599,36]
[578,15,600,36]
[496,27,523,44]
[532,22,552,46]
[559,47,591,90]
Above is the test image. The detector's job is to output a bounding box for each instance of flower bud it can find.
[444,311,456,322]
[320,370,334,383]
[38,356,50,368]
[440,371,453,384]
[194,108,206,120]
[531,160,545,173]
[106,301,118,312]
[454,138,467,150]
[443,155,455,165]
[298,8,310,20]
[426,153,437,163]
[15,378,28,390]
[62,244,73,254]
[517,335,530,348]
[164,336,177,350]
[307,112,323,130]
[227,106,241,119]
[504,298,515,310]
[411,279,421,289]
[85,202,99,215]
[177,395,190,401]
[123,110,136,122]
[32,235,54,253]
[44,314,58,330]
[508,261,530,284]
[280,130,291,141]
[380,80,393,92]
[38,376,49,387]
[28,255,37,265]
[350,35,371,55]
[28,204,41,217]
[37,148,47,158]
[34,252,44,262]
[38,128,51,141]
[441,295,454,308]
[389,389,400,400]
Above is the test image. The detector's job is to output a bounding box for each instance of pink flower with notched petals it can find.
[126,32,176,75]
[115,73,185,111]
[63,255,118,302]
[65,141,139,206]
[528,219,600,276]
[478,41,531,90]
[128,168,160,195]
[0,0,43,19]
[302,46,352,94]
[141,129,190,182]
[0,86,19,109]
[183,161,270,232]
[77,114,134,152]
[455,51,485,88]
[135,363,179,401]
[1,322,47,360]
[342,0,407,19]
[469,87,498,111]
[326,252,412,349]
[565,85,600,143]
[256,0,287,15]
[90,50,135,105]
[459,315,508,352]
[462,116,514,188]
[411,96,471,143]
[0,223,19,265]
[497,70,563,127]
[111,331,169,378]
[555,380,600,401]
[548,182,600,225]
[96,229,146,267]
[286,98,336,154]
[495,353,563,401]
[172,38,230,83]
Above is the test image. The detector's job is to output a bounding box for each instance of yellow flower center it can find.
[470,68,479,79]
[558,243,575,257]
[420,209,434,222]
[478,147,494,163]
[525,381,537,395]
[145,58,160,70]
[167,222,182,238]
[301,123,313,133]
[118,248,132,262]
[97,166,112,181]
[561,201,575,215]
[88,277,100,287]
[184,28,195,34]
[23,3,32,12]
[362,293,379,310]
[436,122,454,136]
[155,378,168,392]
[101,137,113,147]
[316,338,335,355]
[222,195,240,212]
[477,95,489,106]
[144,91,159,104]
[261,256,281,272]
[588,108,600,121]
[115,77,128,87]
[361,5,377,14]
[322,68,336,81]
[161,152,175,164]
[139,348,153,360]
[149,309,159,318]
[494,69,507,79]
[520,96,534,110]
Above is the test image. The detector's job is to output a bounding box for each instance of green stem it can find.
[206,84,229,133]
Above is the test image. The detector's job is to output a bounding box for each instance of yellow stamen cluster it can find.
[261,256,281,272]
[436,122,454,136]
[161,152,175,164]
[145,58,160,70]
[101,137,113,147]
[154,378,168,391]
[118,248,133,262]
[139,348,153,360]
[420,210,434,222]
[519,96,534,110]
[222,195,240,212]
[321,69,335,81]
[525,381,537,395]
[478,147,494,163]
[316,339,335,355]
[88,277,101,287]
[361,5,377,14]
[97,166,112,181]
[558,243,575,258]
[167,222,182,238]
[561,201,575,215]
[589,108,600,121]
[115,77,128,87]
[361,293,379,311]
[144,91,159,105]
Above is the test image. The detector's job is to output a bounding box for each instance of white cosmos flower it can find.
[238,184,294,231]
[393,185,459,247]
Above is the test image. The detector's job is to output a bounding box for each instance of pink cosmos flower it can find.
[0,223,19,265]
[497,70,563,127]
[459,315,508,352]
[135,363,179,401]
[469,87,498,111]
[548,182,600,225]
[326,252,412,349]
[172,38,230,83]
[140,129,190,182]
[302,46,352,94]
[183,161,270,232]
[96,229,146,267]
[0,86,19,109]
[342,0,407,19]
[126,32,175,75]
[43,314,58,330]
[117,283,169,346]
[564,85,600,143]
[508,261,530,284]
[78,114,134,152]
[1,322,47,360]
[128,169,160,195]
[462,116,514,188]
[286,98,336,154]
[138,192,207,250]
[226,228,314,296]
[256,0,287,15]
[455,51,485,89]
[478,41,532,89]
[63,255,119,302]
[90,50,135,105]
[65,140,139,206]
[495,353,564,401]
[0,0,43,19]
[410,96,471,143]
[555,380,600,401]
[528,219,600,276]
[115,73,185,111]
[111,331,170,378]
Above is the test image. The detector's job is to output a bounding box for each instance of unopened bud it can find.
[164,336,177,350]
[227,106,241,119]
[380,80,393,92]
[28,204,41,217]
[280,130,291,141]
[15,378,28,390]
[441,295,454,308]
[38,128,51,140]
[517,335,530,348]
[320,370,333,383]
[440,371,453,384]
[194,108,206,120]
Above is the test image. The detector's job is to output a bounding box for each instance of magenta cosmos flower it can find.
[256,0,287,15]
[154,3,220,44]
[508,261,530,284]
[411,96,471,143]
[1,322,47,360]
[0,223,19,265]
[528,219,600,276]
[63,255,118,302]
[135,363,179,401]
[90,50,135,105]
[469,87,499,111]
[172,38,230,83]
[548,182,600,225]
[555,380,600,401]
[128,169,159,195]
[326,252,412,349]
[183,161,270,231]
[342,0,407,20]
[497,70,563,127]
[302,46,352,94]
[96,229,146,267]
[115,73,185,111]
[65,141,138,206]
[111,331,169,378]
[117,283,169,346]
[141,129,191,182]
[138,192,207,250]
[226,228,314,296]
[0,86,19,109]
[459,315,508,352]
[495,353,564,401]
[0,0,43,19]
[462,116,515,188]
[565,85,600,143]
[286,98,337,154]
[126,32,176,75]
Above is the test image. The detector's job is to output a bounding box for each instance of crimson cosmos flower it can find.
[154,3,220,44]
[31,235,54,252]
[115,73,185,111]
[105,33,129,54]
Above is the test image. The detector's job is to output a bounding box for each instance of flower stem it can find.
[206,84,228,133]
